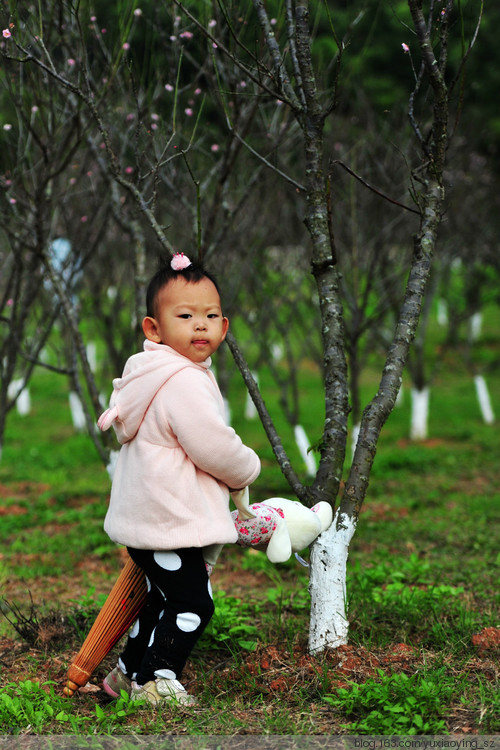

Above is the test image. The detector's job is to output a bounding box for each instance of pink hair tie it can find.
[171,252,192,271]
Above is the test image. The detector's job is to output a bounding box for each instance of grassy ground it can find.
[0,346,499,736]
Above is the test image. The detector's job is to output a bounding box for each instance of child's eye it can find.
[178,314,191,319]
[208,314,219,319]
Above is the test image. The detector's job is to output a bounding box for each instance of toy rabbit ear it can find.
[266,516,292,563]
[232,486,256,520]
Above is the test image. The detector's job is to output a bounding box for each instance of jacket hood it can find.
[98,340,211,443]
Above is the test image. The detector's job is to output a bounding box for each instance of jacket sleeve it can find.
[162,367,261,489]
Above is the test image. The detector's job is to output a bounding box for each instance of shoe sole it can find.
[103,678,122,698]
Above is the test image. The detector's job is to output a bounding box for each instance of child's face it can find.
[142,277,229,363]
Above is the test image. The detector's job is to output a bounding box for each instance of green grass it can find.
[0,338,499,735]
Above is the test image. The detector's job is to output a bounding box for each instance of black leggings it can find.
[118,547,214,685]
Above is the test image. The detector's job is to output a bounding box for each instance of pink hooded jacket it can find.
[99,340,261,550]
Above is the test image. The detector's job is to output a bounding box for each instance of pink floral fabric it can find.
[231,504,285,548]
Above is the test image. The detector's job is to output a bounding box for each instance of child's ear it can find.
[221,316,229,340]
[142,316,161,343]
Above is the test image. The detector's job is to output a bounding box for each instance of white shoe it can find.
[130,678,196,706]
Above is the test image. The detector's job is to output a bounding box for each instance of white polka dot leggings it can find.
[118,547,214,685]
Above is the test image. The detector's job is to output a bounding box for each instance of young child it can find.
[98,253,260,706]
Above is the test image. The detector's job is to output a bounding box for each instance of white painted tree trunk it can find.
[7,379,31,416]
[294,424,317,476]
[468,312,483,342]
[308,511,356,652]
[410,387,429,441]
[86,341,97,373]
[474,375,495,424]
[69,391,86,431]
[350,422,360,460]
[106,449,120,481]
[244,372,259,419]
[223,397,231,426]
[437,298,448,326]
[396,383,404,407]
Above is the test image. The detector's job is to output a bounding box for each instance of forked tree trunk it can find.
[307,0,454,651]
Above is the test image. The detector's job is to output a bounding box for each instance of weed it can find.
[0,680,90,733]
[324,667,460,734]
[200,590,260,651]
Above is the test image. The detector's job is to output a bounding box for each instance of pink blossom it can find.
[69,178,76,185]
[194,88,202,95]
[208,19,217,28]
[90,16,96,22]
[2,28,12,39]
[126,113,135,121]
[402,43,410,53]
[80,216,88,222]
[211,144,220,152]
[134,8,142,16]
[67,58,76,66]
[9,198,16,204]
[180,31,193,40]
[122,42,130,51]
[165,84,174,92]
[170,35,177,42]
[125,166,134,174]
[184,108,193,116]
[151,113,159,121]
[151,123,158,130]
[3,124,12,131]
[7,299,13,307]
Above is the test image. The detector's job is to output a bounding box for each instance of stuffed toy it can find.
[204,489,333,568]
[232,496,333,563]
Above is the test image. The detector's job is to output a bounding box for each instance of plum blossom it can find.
[3,124,12,131]
[122,42,130,51]
[211,144,220,153]
[134,8,142,16]
[179,31,193,40]
[185,108,193,116]
[125,166,134,174]
[9,198,16,204]
[67,58,76,66]
[2,28,12,39]
[7,299,13,307]
[165,84,174,92]
[402,43,410,53]
[208,19,216,28]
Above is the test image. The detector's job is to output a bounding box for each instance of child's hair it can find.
[146,258,221,318]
